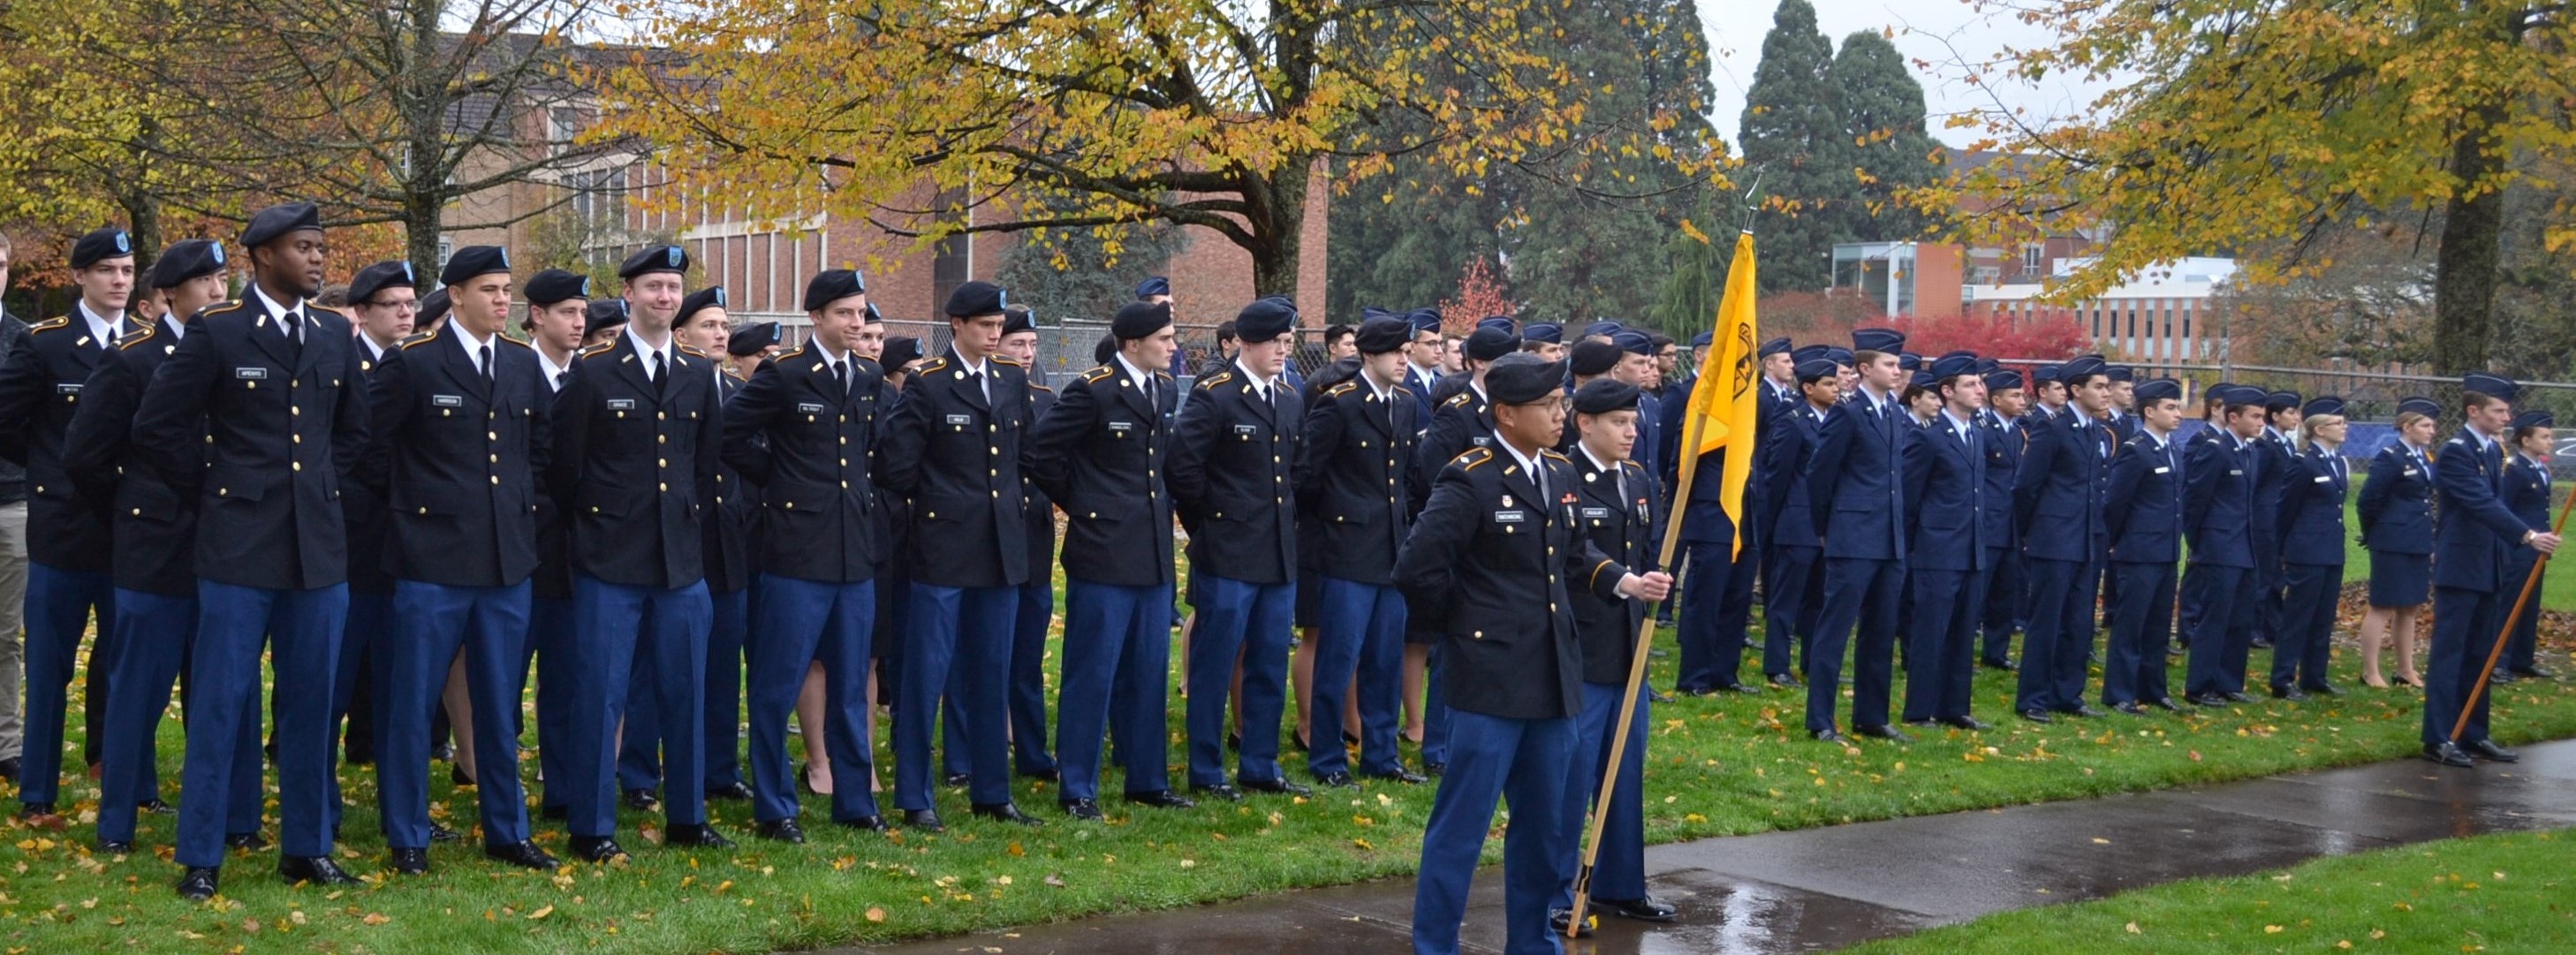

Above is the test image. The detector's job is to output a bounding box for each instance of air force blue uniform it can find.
[2425,428,2538,748]
[2272,442,2348,694]
[2101,430,2183,706]
[2501,452,2553,675]
[2183,429,2260,698]
[1803,389,1911,734]
[1663,375,1764,694]
[2013,408,2110,714]
[1762,398,1827,681]
[1977,411,2028,667]
[1901,412,1988,724]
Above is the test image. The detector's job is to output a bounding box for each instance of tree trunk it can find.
[2431,108,2508,375]
[1244,160,1310,299]
[120,117,164,269]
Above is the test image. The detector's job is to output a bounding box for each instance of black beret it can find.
[2135,378,2183,403]
[1235,298,1297,341]
[1485,353,1564,405]
[883,336,924,369]
[524,269,589,307]
[1568,339,1623,376]
[2464,373,2517,401]
[415,286,451,330]
[346,261,417,306]
[619,245,689,279]
[584,299,629,336]
[803,268,866,313]
[944,280,1007,318]
[1112,301,1174,340]
[862,301,883,324]
[439,245,510,287]
[1354,316,1412,355]
[71,227,134,269]
[1572,378,1640,416]
[1002,305,1037,337]
[728,322,780,357]
[1093,333,1118,365]
[1134,276,1171,299]
[148,239,227,289]
[678,286,727,327]
[241,201,322,249]
[1464,327,1518,362]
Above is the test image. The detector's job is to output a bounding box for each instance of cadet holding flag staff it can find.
[2421,375,2557,768]
[137,201,370,897]
[2497,410,2557,683]
[1398,355,1669,955]
[545,245,733,861]
[360,246,557,874]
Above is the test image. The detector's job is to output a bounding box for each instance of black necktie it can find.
[554,370,568,390]
[832,360,848,393]
[649,351,667,391]
[281,310,301,356]
[479,344,494,383]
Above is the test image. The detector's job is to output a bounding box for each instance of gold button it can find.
[657,458,668,468]
[657,412,667,421]
[132,508,141,516]
[488,431,498,441]
[292,434,301,444]
[292,461,302,472]
[658,482,669,492]
[419,507,428,514]
[288,405,298,415]
[489,454,500,464]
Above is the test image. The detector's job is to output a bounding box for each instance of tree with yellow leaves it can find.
[1928,0,2576,373]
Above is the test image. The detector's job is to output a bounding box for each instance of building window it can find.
[2020,243,2042,275]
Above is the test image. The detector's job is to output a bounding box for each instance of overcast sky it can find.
[1694,0,2114,148]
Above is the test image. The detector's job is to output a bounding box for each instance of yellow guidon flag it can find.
[1675,231,1762,558]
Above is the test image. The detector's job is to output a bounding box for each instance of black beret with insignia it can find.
[1485,353,1564,405]
[1572,378,1640,415]
[944,280,1007,318]
[438,245,510,287]
[802,268,866,313]
[346,261,417,307]
[148,239,226,289]
[241,201,322,250]
[1112,301,1173,340]
[72,227,135,269]
[525,268,589,307]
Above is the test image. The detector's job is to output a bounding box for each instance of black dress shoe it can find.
[2490,670,2519,686]
[902,809,944,832]
[971,802,1047,826]
[176,867,220,900]
[1018,766,1061,783]
[1854,724,1912,743]
[2465,739,2520,762]
[570,836,628,861]
[388,847,430,875]
[2269,686,2308,701]
[2065,704,2103,718]
[1939,716,1992,731]
[1363,768,1429,784]
[428,822,462,844]
[2305,683,2344,696]
[2018,709,2053,724]
[540,804,569,822]
[1125,789,1198,809]
[837,815,890,832]
[2248,637,2272,649]
[2423,741,2476,768]
[1291,731,1312,753]
[1769,673,1803,688]
[1646,688,1672,704]
[756,819,807,844]
[452,765,476,787]
[1980,658,2017,672]
[277,855,358,885]
[225,831,269,852]
[19,800,57,821]
[706,782,755,801]
[432,742,455,762]
[620,788,660,812]
[2111,701,2145,716]
[1811,729,1851,744]
[96,838,134,854]
[2146,697,2183,712]
[2222,691,2254,703]
[1060,798,1105,821]
[1424,762,1446,777]
[2514,664,2556,679]
[1242,777,1314,797]
[137,798,174,815]
[1191,783,1246,802]
[1721,681,1762,694]
[1596,895,1679,921]
[1314,770,1357,788]
[2189,693,2232,707]
[1549,908,1595,937]
[943,772,972,787]
[484,840,558,869]
[664,823,735,849]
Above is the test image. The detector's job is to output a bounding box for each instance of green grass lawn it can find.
[1845,828,2576,954]
[5,559,2575,953]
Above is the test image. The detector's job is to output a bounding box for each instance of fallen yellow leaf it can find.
[528,906,554,921]
[864,907,887,922]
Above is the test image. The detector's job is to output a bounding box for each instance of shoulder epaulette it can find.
[993,355,1024,367]
[27,316,69,332]
[724,368,750,383]
[578,341,615,359]
[851,353,880,368]
[1326,382,1357,396]
[2449,437,2470,448]
[1198,371,1234,390]
[1391,384,1413,397]
[398,329,441,350]
[777,345,809,362]
[114,325,157,350]
[1155,369,1173,381]
[307,304,348,321]
[1540,449,1571,461]
[497,334,532,349]
[917,356,952,375]
[1443,390,1473,409]
[678,343,711,359]
[1028,382,1054,393]
[1080,366,1116,384]
[1457,447,1496,471]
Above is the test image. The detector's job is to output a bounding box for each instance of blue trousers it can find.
[175,581,345,868]
[2184,564,2254,698]
[2424,585,2503,747]
[378,580,533,848]
[2014,556,2097,713]
[1980,545,2022,664]
[1421,640,1454,767]
[620,586,747,794]
[1555,682,1648,908]
[2504,553,2543,672]
[329,589,390,832]
[1762,544,1821,679]
[20,563,115,806]
[1058,580,1176,800]
[1808,557,1902,734]
[897,582,1017,809]
[2102,561,2176,706]
[524,596,576,812]
[1902,567,1984,723]
[2272,563,2342,693]
[748,575,876,823]
[1309,577,1405,777]
[1187,574,1293,787]
[1674,538,1756,692]
[1010,578,1058,776]
[99,589,255,845]
[1411,709,1574,955]
[567,575,711,838]
[2177,560,2209,649]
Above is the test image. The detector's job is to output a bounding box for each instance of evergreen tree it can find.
[1830,30,1940,243]
[1737,0,1855,293]
[993,216,1192,324]
[1324,155,1501,322]
[1651,200,1724,335]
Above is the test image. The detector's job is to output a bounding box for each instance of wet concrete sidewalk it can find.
[844,740,2576,954]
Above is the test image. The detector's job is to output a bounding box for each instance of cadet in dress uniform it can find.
[2182,386,2268,706]
[1608,331,1662,479]
[1025,300,1192,818]
[2497,411,2557,683]
[876,281,1044,830]
[330,261,416,840]
[0,227,134,822]
[2094,366,2139,641]
[1520,322,1565,362]
[993,307,1061,781]
[1549,378,1678,930]
[519,267,589,820]
[1295,315,1425,786]
[1401,308,1443,425]
[360,246,557,874]
[1760,355,1840,687]
[2175,381,2239,651]
[1898,354,1989,731]
[71,239,261,853]
[1170,298,1314,801]
[2012,355,2113,722]
[1977,369,2029,671]
[2100,379,2186,713]
[724,269,888,840]
[2421,375,2557,768]
[2357,398,2438,687]
[545,245,733,861]
[1801,330,1914,742]
[138,202,369,897]
[2271,396,2350,700]
[1398,355,1669,955]
[1653,335,1759,697]
[2246,390,2301,651]
[1406,326,1519,772]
